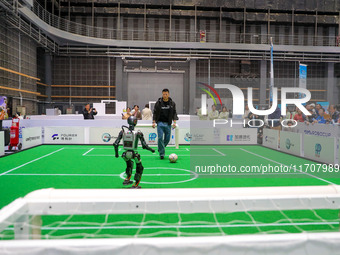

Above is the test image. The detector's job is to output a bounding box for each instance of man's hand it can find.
[152,122,156,128]
[89,108,92,113]
[172,122,177,129]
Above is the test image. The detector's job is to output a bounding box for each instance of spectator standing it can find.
[83,103,97,119]
[142,104,152,120]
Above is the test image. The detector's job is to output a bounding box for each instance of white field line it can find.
[82,148,94,156]
[6,172,304,177]
[6,173,192,177]
[212,148,226,156]
[84,154,224,157]
[240,148,335,185]
[0,148,65,176]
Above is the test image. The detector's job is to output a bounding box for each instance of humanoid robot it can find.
[114,116,155,188]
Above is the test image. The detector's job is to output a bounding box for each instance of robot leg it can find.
[122,151,134,185]
[132,153,144,188]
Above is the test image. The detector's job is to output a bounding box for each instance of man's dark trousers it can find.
[157,121,171,157]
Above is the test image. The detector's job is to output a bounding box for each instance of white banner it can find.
[178,127,257,145]
[279,131,302,157]
[22,127,42,149]
[219,128,257,144]
[89,126,174,146]
[303,134,336,164]
[44,127,85,144]
[263,128,279,150]
[89,127,122,145]
[136,127,158,145]
[295,122,340,138]
[178,128,191,145]
[136,126,175,145]
[0,131,4,156]
[190,128,216,145]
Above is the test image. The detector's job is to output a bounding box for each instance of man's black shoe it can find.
[160,155,164,159]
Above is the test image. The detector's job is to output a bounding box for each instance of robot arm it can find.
[137,131,155,153]
[113,130,123,158]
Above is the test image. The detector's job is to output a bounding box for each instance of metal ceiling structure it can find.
[1,0,340,61]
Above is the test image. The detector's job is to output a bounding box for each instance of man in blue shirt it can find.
[313,108,327,124]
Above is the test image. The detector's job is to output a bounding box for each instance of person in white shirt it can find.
[142,104,152,120]
[285,106,296,120]
[208,105,219,120]
[243,105,250,126]
[219,106,229,119]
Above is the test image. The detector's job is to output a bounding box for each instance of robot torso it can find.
[123,129,139,150]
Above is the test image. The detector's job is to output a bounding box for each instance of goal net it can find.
[0,185,340,254]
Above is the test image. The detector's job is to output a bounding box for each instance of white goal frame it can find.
[0,185,340,255]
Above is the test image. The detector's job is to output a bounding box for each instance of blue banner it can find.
[299,64,307,88]
[299,64,307,99]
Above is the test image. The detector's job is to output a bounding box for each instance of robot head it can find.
[127,116,138,130]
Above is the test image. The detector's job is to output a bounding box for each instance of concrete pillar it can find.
[44,51,52,105]
[127,18,133,40]
[230,23,236,43]
[329,27,335,46]
[327,62,338,104]
[190,18,195,42]
[260,60,267,105]
[298,26,304,46]
[261,24,267,44]
[279,25,285,45]
[115,57,123,101]
[189,60,196,114]
[183,66,189,114]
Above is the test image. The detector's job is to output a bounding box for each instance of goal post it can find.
[0,185,340,254]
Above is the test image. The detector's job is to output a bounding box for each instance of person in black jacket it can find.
[83,103,97,119]
[152,88,179,159]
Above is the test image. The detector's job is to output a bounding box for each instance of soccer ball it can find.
[169,153,178,163]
